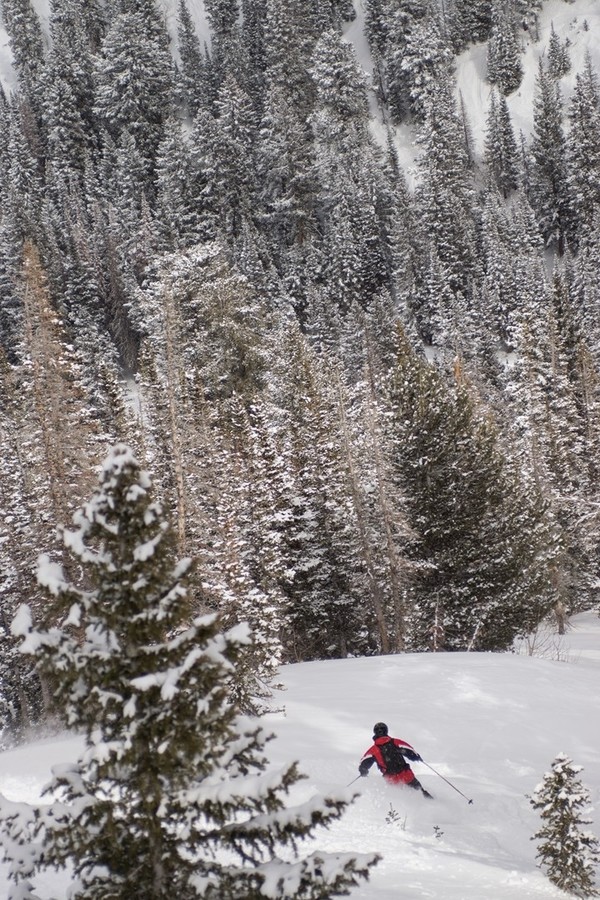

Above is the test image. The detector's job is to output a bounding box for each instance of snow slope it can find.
[1,611,599,898]
[455,0,600,154]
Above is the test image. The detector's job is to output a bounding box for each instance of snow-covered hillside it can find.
[4,0,600,150]
[1,612,599,898]
[455,0,600,152]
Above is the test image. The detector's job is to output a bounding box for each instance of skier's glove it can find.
[404,749,421,762]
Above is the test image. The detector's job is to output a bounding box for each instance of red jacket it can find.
[359,736,419,777]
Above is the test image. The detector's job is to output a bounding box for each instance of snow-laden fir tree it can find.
[0,445,378,899]
[388,330,557,651]
[487,0,523,96]
[529,59,572,254]
[547,22,571,81]
[530,754,600,898]
[485,90,519,198]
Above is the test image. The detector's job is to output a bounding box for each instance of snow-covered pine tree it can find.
[487,0,523,96]
[529,59,572,254]
[176,0,206,118]
[1,0,46,101]
[0,444,378,899]
[396,12,452,122]
[485,89,520,197]
[414,80,478,302]
[567,56,600,244]
[547,22,571,81]
[93,3,175,180]
[388,330,557,651]
[530,754,600,898]
[450,0,493,51]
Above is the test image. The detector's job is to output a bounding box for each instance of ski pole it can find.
[420,760,473,804]
[347,774,363,787]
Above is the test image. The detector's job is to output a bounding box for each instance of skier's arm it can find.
[393,738,422,762]
[400,748,421,762]
[359,755,376,776]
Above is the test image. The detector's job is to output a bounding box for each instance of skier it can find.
[359,722,433,798]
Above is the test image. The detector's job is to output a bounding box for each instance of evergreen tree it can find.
[204,0,239,43]
[567,57,600,243]
[504,266,600,615]
[94,5,175,179]
[414,81,477,302]
[0,445,378,898]
[255,83,317,280]
[529,60,572,254]
[275,326,369,660]
[1,0,45,100]
[0,350,45,742]
[176,0,206,117]
[154,117,206,249]
[531,754,600,898]
[47,0,102,145]
[388,332,557,651]
[240,0,268,113]
[43,58,90,184]
[487,0,523,96]
[310,31,388,314]
[394,13,452,122]
[547,22,571,81]
[451,0,493,51]
[263,0,320,120]
[485,89,520,197]
[212,72,258,242]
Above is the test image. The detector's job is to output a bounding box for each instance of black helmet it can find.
[373,722,388,737]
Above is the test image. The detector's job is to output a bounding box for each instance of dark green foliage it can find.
[415,82,477,302]
[176,0,206,117]
[204,0,239,42]
[531,755,600,898]
[388,333,557,651]
[1,0,45,98]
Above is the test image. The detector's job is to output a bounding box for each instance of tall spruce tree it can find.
[567,57,600,244]
[451,0,493,51]
[485,89,520,197]
[414,81,477,303]
[529,60,572,254]
[176,0,206,118]
[388,332,557,651]
[94,4,175,180]
[1,0,46,101]
[0,445,378,899]
[487,0,523,96]
[547,22,571,81]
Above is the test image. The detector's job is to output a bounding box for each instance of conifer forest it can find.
[1,0,600,742]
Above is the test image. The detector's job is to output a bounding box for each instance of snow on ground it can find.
[1,611,599,898]
[456,0,600,154]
